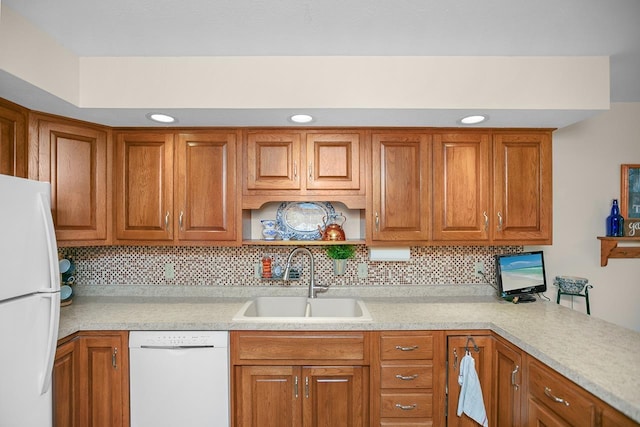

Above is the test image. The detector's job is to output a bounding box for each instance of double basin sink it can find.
[232,296,372,322]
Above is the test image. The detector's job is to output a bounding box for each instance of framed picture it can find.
[621,164,640,237]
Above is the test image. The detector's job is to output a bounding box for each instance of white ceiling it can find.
[2,0,639,127]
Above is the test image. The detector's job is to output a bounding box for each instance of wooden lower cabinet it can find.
[372,331,445,427]
[231,331,369,427]
[235,365,366,427]
[446,334,493,427]
[493,337,523,427]
[53,331,129,427]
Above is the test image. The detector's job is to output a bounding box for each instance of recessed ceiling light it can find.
[459,115,488,125]
[289,114,314,124]
[146,113,177,124]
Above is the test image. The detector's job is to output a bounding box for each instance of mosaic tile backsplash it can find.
[62,245,522,288]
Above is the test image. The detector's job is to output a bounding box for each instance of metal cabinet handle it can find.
[165,211,170,230]
[511,365,520,390]
[497,211,503,231]
[112,347,118,369]
[375,212,380,231]
[305,376,309,398]
[453,348,458,371]
[395,403,417,411]
[395,345,419,351]
[483,211,489,231]
[293,161,297,179]
[395,374,419,381]
[179,211,184,230]
[544,387,570,406]
[308,162,313,180]
[294,376,299,398]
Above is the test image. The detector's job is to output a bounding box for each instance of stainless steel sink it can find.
[232,296,372,322]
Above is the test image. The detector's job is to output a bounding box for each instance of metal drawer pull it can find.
[395,403,417,411]
[395,345,419,351]
[395,374,419,381]
[544,387,570,406]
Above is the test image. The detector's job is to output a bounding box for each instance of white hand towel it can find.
[457,350,488,427]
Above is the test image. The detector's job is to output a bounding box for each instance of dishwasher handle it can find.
[139,345,217,350]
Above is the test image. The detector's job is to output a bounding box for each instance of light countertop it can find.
[59,284,640,422]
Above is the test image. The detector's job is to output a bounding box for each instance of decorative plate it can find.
[276,202,335,240]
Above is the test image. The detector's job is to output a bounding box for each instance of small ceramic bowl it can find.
[554,276,589,294]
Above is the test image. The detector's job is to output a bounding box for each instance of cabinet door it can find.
[54,338,78,427]
[36,118,110,243]
[115,132,174,241]
[0,100,27,177]
[447,335,494,427]
[306,132,362,191]
[236,365,300,427]
[432,132,490,241]
[176,132,238,242]
[371,132,431,242]
[245,131,302,191]
[303,366,367,427]
[492,132,552,243]
[78,333,128,427]
[494,339,523,427]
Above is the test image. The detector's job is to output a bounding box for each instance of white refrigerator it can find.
[0,175,61,427]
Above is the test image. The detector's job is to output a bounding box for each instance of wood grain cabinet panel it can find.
[115,132,174,241]
[242,129,365,208]
[231,331,369,427]
[53,338,78,427]
[446,334,493,427]
[34,115,110,244]
[176,132,238,242]
[370,132,431,243]
[372,331,444,427]
[432,132,491,242]
[494,337,523,427]
[54,332,128,427]
[492,131,552,244]
[0,99,28,177]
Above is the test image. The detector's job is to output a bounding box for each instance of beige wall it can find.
[535,102,640,331]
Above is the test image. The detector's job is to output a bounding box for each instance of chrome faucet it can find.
[283,247,328,298]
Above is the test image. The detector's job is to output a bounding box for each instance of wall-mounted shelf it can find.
[243,239,365,246]
[597,236,640,266]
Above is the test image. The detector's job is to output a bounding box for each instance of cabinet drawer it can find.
[381,392,432,418]
[380,335,433,360]
[381,363,432,389]
[528,360,595,426]
[232,331,366,363]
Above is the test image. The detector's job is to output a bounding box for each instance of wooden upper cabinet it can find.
[115,132,174,241]
[306,132,361,191]
[176,132,238,242]
[432,132,491,241]
[492,131,552,244]
[242,129,365,208]
[0,99,28,178]
[245,131,302,191]
[34,115,110,245]
[370,132,431,242]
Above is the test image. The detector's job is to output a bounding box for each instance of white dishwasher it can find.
[129,331,229,427]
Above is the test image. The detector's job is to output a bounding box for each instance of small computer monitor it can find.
[495,251,547,301]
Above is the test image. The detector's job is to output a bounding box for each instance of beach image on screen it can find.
[499,254,545,292]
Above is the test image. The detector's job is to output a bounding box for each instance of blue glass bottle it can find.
[606,199,624,237]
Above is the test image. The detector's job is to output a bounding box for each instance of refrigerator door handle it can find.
[37,192,61,394]
[39,292,60,395]
[38,193,60,293]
